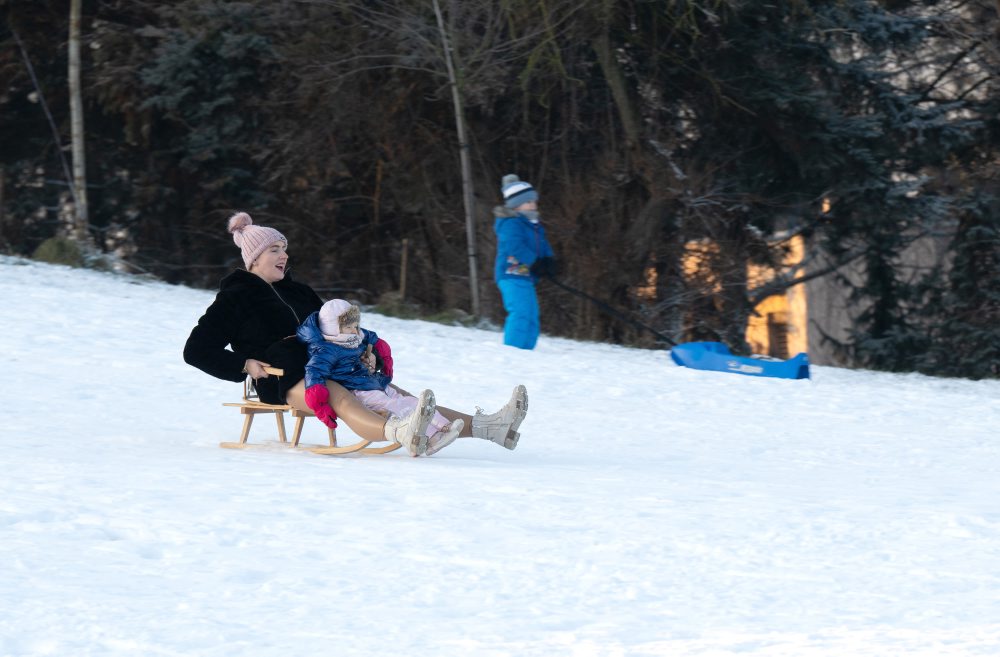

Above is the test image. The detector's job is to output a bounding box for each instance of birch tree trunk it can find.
[68,0,93,252]
[0,166,6,249]
[433,0,480,317]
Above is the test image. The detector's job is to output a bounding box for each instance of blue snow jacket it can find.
[296,311,391,391]
[493,206,555,283]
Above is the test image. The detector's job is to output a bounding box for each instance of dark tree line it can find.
[1,0,998,377]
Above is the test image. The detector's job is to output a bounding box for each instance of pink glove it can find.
[374,339,393,378]
[304,383,338,429]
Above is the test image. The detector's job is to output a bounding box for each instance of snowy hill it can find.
[2,255,999,657]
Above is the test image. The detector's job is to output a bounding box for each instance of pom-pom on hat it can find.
[227,212,287,270]
[319,299,358,337]
[501,174,538,209]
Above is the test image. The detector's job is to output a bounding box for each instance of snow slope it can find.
[2,255,999,656]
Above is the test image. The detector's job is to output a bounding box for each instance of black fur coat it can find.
[183,269,323,402]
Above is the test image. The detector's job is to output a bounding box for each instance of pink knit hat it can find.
[318,299,355,337]
[227,212,287,269]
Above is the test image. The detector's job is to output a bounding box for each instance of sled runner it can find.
[670,341,810,380]
[220,366,401,455]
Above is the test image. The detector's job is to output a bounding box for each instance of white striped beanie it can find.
[501,174,538,209]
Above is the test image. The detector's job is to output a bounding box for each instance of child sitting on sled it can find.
[296,299,463,456]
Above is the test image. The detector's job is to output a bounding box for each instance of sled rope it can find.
[545,276,677,346]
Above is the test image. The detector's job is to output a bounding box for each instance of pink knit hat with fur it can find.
[227,212,287,269]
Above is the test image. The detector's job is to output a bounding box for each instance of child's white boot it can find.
[383,389,436,456]
[471,385,527,450]
[424,419,464,456]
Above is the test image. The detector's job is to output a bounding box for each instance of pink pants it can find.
[353,386,449,436]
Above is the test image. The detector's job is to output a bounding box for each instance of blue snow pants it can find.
[497,278,540,350]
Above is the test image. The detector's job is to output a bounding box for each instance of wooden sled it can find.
[220,366,401,456]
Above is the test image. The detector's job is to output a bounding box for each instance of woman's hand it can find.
[243,358,272,379]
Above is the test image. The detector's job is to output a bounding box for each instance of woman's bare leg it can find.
[389,384,474,437]
[285,379,388,441]
[434,406,474,437]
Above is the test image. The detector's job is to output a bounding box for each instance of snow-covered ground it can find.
[2,255,999,657]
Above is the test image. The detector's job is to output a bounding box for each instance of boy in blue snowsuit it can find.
[493,174,556,350]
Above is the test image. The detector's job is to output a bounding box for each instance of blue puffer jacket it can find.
[493,206,555,283]
[296,311,391,391]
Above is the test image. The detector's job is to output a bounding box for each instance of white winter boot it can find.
[471,385,527,450]
[383,389,436,456]
[424,419,464,457]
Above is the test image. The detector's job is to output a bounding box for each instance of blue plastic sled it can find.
[670,341,810,379]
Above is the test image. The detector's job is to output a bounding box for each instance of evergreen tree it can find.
[917,191,1000,378]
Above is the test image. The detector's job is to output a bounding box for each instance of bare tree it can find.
[432,0,479,315]
[68,0,96,254]
[306,0,575,315]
